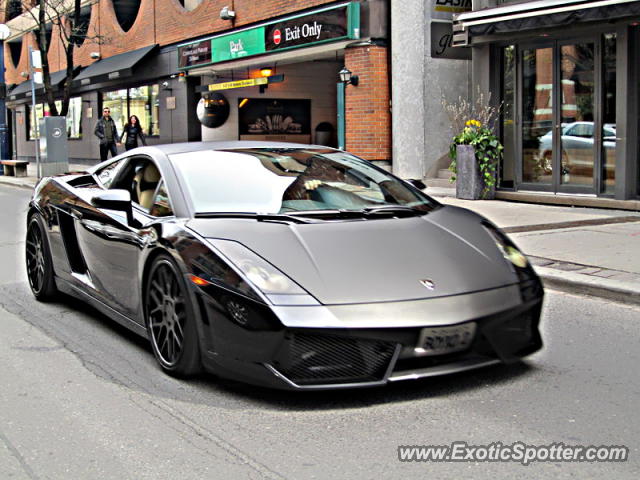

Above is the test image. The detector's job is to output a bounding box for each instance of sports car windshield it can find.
[171,148,437,216]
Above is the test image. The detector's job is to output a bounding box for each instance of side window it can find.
[149,180,174,217]
[96,159,126,188]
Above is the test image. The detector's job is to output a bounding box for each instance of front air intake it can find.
[274,333,397,386]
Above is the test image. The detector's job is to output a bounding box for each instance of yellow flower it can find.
[465,119,482,128]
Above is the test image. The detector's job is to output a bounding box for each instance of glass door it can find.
[517,40,603,194]
[521,45,554,189]
[557,42,595,192]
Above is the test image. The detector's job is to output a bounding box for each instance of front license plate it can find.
[415,322,477,356]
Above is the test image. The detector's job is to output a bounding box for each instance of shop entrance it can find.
[500,34,617,195]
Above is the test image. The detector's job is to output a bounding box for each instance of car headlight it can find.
[482,222,529,269]
[207,239,319,306]
[482,222,542,302]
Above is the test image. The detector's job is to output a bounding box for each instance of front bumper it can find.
[198,281,543,390]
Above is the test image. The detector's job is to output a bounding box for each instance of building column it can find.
[615,24,638,200]
[344,45,391,165]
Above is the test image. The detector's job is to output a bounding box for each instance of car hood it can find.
[186,206,519,305]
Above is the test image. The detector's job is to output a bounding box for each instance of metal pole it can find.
[337,82,345,150]
[0,31,9,172]
[28,46,41,180]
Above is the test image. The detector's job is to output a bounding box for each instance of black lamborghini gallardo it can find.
[26,141,543,389]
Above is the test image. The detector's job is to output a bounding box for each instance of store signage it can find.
[207,77,268,91]
[431,22,471,60]
[179,40,213,69]
[178,2,360,69]
[432,0,472,21]
[239,98,311,142]
[264,6,350,52]
[211,28,266,63]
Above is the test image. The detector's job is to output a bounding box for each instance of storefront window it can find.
[102,85,160,136]
[522,47,553,184]
[27,97,83,140]
[560,42,595,188]
[500,45,515,188]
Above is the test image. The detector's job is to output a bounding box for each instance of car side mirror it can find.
[406,178,427,190]
[91,189,133,224]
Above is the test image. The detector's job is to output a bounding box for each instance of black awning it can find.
[73,44,158,87]
[8,69,70,101]
[453,0,640,45]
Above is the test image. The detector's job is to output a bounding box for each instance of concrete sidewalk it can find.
[2,166,640,305]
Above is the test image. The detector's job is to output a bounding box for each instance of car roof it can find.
[143,141,336,157]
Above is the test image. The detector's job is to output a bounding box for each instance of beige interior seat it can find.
[136,163,161,210]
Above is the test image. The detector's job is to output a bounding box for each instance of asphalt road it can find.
[1,184,638,479]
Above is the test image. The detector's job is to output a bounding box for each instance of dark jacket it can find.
[120,124,147,149]
[94,117,119,145]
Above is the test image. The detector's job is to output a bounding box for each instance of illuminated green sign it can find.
[178,2,360,70]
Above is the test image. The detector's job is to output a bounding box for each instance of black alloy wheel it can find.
[145,254,201,377]
[26,215,58,300]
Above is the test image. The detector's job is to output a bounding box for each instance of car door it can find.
[74,155,165,322]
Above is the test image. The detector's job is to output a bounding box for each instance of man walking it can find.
[94,107,120,160]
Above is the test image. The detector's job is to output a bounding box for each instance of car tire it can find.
[25,214,58,301]
[145,254,202,377]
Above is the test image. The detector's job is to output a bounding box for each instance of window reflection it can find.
[500,45,515,188]
[28,97,83,140]
[522,47,553,184]
[560,43,595,187]
[172,149,436,214]
[102,85,160,136]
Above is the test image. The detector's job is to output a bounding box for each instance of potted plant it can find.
[442,92,503,200]
[448,119,503,200]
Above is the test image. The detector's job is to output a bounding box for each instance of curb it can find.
[0,178,36,190]
[535,265,640,306]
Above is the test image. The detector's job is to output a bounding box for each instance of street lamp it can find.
[338,67,359,86]
[337,67,359,150]
[0,23,11,173]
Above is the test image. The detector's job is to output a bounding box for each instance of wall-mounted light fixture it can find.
[20,71,28,78]
[339,67,359,86]
[220,6,236,20]
[90,52,100,59]
[260,67,273,77]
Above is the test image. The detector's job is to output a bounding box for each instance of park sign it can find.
[178,2,360,69]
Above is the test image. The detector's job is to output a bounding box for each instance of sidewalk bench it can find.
[1,160,29,177]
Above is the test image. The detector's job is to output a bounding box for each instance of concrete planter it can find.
[455,144,495,200]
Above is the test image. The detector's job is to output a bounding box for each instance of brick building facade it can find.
[1,0,391,164]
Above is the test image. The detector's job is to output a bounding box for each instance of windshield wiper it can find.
[286,206,426,220]
[362,205,422,215]
[194,212,317,224]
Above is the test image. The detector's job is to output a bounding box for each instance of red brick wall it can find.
[344,45,391,162]
[3,0,334,83]
[2,1,392,162]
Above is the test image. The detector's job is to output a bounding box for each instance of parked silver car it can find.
[537,122,616,174]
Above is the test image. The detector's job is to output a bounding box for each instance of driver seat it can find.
[135,163,161,210]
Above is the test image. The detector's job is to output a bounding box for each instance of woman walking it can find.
[120,115,147,150]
